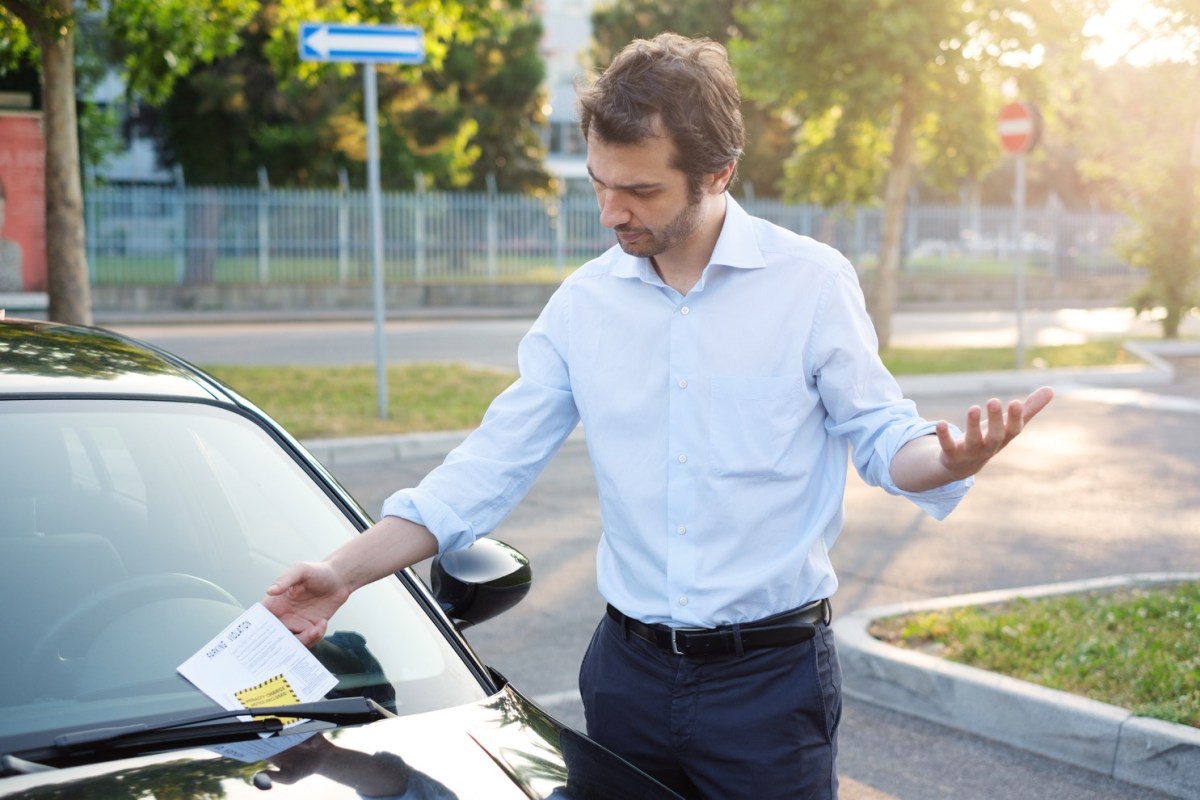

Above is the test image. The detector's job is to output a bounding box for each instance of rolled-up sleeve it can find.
[812,261,972,521]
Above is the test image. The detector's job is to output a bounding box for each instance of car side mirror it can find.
[431,539,532,629]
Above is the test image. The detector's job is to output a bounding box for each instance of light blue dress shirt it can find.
[382,196,971,628]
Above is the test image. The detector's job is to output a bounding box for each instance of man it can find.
[265,33,1053,799]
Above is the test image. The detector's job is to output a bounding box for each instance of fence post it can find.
[415,172,427,281]
[554,182,566,278]
[338,168,350,283]
[959,180,980,275]
[853,208,866,263]
[257,167,270,284]
[84,165,97,281]
[1086,199,1101,276]
[485,172,498,281]
[173,165,186,284]
[904,187,918,273]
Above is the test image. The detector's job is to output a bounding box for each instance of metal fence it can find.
[85,184,1134,286]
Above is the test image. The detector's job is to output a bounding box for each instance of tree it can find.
[440,0,549,193]
[1076,54,1200,337]
[159,0,550,194]
[730,0,1099,348]
[0,0,252,324]
[3,1,91,325]
[587,0,793,198]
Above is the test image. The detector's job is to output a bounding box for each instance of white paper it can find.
[209,731,316,763]
[178,602,338,726]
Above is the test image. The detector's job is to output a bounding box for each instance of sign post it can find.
[997,101,1040,370]
[300,23,424,420]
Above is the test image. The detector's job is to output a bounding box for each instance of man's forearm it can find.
[889,433,959,493]
[328,515,439,591]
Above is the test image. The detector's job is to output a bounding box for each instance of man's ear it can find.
[708,161,737,195]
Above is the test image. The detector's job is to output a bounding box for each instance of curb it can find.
[832,573,1200,800]
[303,429,475,467]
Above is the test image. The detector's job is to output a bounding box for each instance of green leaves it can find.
[108,0,255,103]
[0,7,35,69]
[1076,55,1200,336]
[732,0,1057,206]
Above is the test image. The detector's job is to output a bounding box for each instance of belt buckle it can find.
[669,627,705,656]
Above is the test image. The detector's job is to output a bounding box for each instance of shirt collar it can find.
[709,195,767,272]
[609,194,767,284]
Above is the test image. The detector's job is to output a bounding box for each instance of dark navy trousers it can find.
[578,611,842,799]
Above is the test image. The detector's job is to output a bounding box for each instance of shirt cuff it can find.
[877,421,975,521]
[380,488,477,554]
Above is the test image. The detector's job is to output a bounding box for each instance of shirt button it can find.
[677,526,687,536]
[680,306,690,316]
[677,378,688,389]
[677,454,687,463]
[678,596,689,606]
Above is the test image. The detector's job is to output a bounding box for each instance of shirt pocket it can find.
[709,374,805,478]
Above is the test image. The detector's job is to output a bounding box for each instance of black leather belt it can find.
[606,598,831,657]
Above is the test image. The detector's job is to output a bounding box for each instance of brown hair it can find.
[578,33,745,197]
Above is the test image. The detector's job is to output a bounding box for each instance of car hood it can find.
[0,686,676,799]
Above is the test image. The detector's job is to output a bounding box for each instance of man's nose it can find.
[596,190,631,229]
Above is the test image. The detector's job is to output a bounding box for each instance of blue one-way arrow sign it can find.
[300,23,424,64]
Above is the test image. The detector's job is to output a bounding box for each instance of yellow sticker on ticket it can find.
[234,673,302,725]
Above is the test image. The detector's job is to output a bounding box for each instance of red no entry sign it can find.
[997,101,1040,155]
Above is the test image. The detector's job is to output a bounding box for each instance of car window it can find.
[0,399,485,749]
[62,424,147,504]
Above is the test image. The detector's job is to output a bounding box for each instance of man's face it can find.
[585,131,703,260]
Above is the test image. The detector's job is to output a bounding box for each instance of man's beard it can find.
[614,198,703,259]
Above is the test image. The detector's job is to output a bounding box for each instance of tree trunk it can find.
[868,81,919,351]
[39,0,92,325]
[184,187,221,285]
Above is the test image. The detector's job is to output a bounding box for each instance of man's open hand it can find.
[891,385,1055,492]
[934,385,1055,481]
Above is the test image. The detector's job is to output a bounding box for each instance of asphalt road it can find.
[114,313,1199,799]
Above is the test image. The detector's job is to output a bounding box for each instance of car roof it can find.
[0,316,232,403]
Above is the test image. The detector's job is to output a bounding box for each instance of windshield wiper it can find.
[57,696,393,747]
[7,696,394,768]
[1,754,55,776]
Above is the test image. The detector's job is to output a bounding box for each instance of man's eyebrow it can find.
[586,167,663,192]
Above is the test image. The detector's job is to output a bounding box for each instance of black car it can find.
[0,315,679,799]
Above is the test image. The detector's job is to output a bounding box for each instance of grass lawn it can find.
[880,340,1130,374]
[869,583,1200,728]
[205,362,516,440]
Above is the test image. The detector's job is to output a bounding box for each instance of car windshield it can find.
[0,398,486,750]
